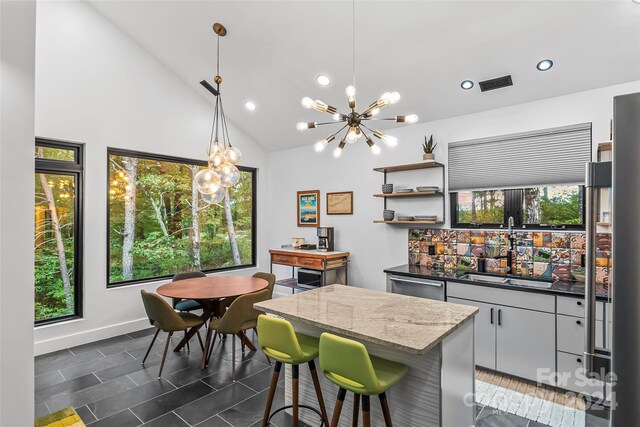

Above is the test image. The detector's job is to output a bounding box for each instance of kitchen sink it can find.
[459,274,509,284]
[459,273,553,289]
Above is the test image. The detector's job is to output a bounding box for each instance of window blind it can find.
[448,123,592,191]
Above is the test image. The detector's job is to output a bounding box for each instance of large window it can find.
[451,185,584,229]
[107,149,256,287]
[35,139,84,324]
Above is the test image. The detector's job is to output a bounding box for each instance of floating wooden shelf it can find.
[373,191,443,198]
[373,220,445,225]
[373,161,445,173]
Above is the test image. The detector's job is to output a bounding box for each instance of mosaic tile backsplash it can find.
[408,228,611,285]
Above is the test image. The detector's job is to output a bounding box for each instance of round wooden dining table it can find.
[157,275,268,368]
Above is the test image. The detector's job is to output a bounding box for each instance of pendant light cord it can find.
[352,0,356,89]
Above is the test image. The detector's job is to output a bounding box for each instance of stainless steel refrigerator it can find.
[590,91,640,426]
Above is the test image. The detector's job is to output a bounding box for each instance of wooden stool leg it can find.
[292,364,300,427]
[158,331,173,378]
[308,360,329,426]
[352,393,360,427]
[379,392,393,427]
[362,395,370,427]
[261,361,282,427]
[331,388,347,427]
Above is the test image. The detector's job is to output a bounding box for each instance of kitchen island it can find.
[254,285,478,427]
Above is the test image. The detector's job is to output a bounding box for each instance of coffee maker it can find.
[317,227,334,252]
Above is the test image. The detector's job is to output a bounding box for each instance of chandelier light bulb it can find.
[389,91,401,103]
[332,113,342,121]
[332,146,343,158]
[209,151,225,169]
[405,114,418,123]
[314,140,328,152]
[371,144,382,155]
[194,168,222,195]
[346,128,358,143]
[373,130,398,147]
[346,85,356,98]
[297,121,317,131]
[301,97,314,108]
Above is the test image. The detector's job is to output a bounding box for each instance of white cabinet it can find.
[496,305,555,382]
[447,282,556,384]
[557,314,604,354]
[448,297,496,370]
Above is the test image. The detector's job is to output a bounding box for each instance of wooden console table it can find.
[269,248,350,291]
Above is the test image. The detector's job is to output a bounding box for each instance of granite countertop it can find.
[254,284,478,355]
[384,264,610,301]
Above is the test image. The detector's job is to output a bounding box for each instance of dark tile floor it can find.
[35,327,588,427]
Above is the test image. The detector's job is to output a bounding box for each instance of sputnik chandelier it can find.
[296,1,418,158]
[194,23,242,204]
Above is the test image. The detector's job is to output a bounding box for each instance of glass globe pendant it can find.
[224,146,242,165]
[201,187,226,204]
[194,168,222,194]
[217,162,240,187]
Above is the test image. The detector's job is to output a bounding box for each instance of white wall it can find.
[267,80,640,292]
[34,1,269,355]
[0,0,36,423]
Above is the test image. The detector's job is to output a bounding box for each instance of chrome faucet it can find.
[496,216,516,274]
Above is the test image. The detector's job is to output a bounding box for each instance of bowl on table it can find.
[382,184,394,194]
[383,210,395,221]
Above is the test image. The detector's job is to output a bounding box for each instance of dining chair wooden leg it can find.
[231,334,237,382]
[201,326,213,369]
[206,330,218,365]
[331,388,347,427]
[261,361,282,427]
[158,331,173,378]
[362,395,371,427]
[379,392,393,427]
[352,393,360,427]
[141,328,160,366]
[308,360,329,426]
[196,329,204,352]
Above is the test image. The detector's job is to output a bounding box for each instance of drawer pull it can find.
[577,357,582,364]
[577,301,583,306]
[576,320,582,325]
[274,257,290,263]
[490,308,494,325]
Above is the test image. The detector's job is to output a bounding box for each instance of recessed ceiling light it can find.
[316,74,331,87]
[244,101,257,111]
[536,59,554,71]
[460,80,474,90]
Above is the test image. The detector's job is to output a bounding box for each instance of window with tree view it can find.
[452,185,583,229]
[35,140,83,324]
[108,150,255,286]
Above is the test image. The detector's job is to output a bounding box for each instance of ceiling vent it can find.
[479,75,513,92]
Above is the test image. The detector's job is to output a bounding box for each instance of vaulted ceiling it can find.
[88,0,640,151]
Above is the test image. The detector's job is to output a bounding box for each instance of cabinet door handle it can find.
[577,301,583,306]
[498,309,502,326]
[576,320,582,326]
[490,308,494,325]
[577,357,582,364]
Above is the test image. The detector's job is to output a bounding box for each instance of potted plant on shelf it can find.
[422,135,437,161]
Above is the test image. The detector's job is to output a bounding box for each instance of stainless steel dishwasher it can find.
[386,274,445,301]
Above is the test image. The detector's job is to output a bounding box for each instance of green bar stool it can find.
[319,332,409,427]
[257,315,330,427]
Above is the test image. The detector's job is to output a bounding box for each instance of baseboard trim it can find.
[34,317,150,356]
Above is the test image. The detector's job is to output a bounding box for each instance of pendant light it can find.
[297,1,418,157]
[195,23,242,201]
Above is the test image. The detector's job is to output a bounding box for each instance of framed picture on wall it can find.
[326,191,353,215]
[297,190,320,227]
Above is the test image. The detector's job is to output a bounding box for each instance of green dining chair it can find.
[257,314,329,427]
[201,288,270,379]
[140,290,206,378]
[216,272,276,316]
[319,332,408,427]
